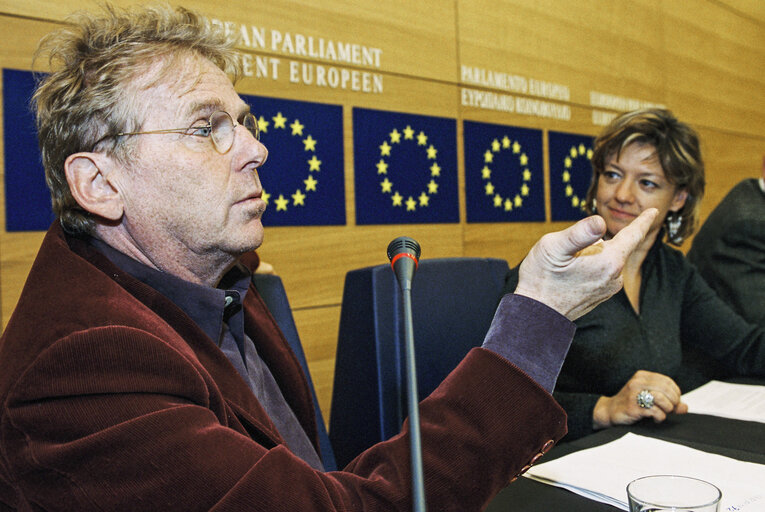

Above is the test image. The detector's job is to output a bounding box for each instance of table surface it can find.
[486,380,765,511]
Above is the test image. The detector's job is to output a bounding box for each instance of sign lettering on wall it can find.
[209,18,384,94]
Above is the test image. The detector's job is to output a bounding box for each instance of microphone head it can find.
[387,236,421,263]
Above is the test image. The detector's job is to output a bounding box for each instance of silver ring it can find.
[637,389,655,409]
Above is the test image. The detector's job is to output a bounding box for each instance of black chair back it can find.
[329,257,510,468]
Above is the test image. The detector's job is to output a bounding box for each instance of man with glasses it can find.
[0,4,656,510]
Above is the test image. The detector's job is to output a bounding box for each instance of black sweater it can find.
[505,235,765,440]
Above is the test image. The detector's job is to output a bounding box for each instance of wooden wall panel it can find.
[1,0,764,427]
[457,0,668,107]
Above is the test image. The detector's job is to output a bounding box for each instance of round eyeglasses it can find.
[97,111,259,154]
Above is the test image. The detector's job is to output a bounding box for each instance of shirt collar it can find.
[89,238,251,343]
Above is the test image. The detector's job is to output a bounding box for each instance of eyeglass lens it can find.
[210,111,259,153]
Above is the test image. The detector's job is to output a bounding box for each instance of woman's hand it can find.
[592,370,688,429]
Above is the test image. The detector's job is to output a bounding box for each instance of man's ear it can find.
[64,152,124,221]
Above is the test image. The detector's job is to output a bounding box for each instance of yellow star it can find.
[570,147,577,158]
[426,145,437,159]
[392,191,403,206]
[257,115,270,134]
[485,182,495,195]
[504,198,513,211]
[427,179,438,194]
[514,195,523,207]
[380,178,393,193]
[493,194,503,207]
[303,135,317,151]
[403,125,414,139]
[521,183,529,196]
[566,184,573,197]
[376,159,388,174]
[579,143,586,155]
[292,189,306,206]
[484,150,494,163]
[523,169,531,181]
[520,153,528,166]
[304,175,318,191]
[417,131,428,146]
[308,155,321,171]
[572,196,580,207]
[482,166,492,179]
[430,162,441,177]
[262,190,270,204]
[418,192,430,207]
[272,112,287,129]
[491,139,500,152]
[290,119,304,136]
[512,141,521,154]
[379,141,391,156]
[563,170,571,182]
[406,196,417,211]
[275,194,289,211]
[389,129,401,143]
[565,156,572,168]
[587,149,593,159]
[502,136,511,149]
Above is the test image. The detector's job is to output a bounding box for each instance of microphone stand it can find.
[387,237,426,512]
[400,279,426,512]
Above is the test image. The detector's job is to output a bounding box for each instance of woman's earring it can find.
[667,213,683,242]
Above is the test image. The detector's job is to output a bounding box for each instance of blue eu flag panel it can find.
[353,107,458,225]
[3,68,54,231]
[464,121,544,223]
[548,131,595,222]
[242,94,345,226]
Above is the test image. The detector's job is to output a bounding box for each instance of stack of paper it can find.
[683,380,765,423]
[524,433,765,511]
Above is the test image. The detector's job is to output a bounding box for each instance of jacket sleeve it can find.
[681,265,765,376]
[3,326,567,511]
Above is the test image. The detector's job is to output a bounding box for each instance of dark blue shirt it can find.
[90,239,324,470]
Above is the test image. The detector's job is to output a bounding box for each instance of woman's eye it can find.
[641,179,658,189]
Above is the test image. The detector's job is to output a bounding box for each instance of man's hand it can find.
[514,208,658,320]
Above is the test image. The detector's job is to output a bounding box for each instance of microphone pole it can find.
[387,237,426,512]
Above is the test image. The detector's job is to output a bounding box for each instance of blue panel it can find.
[548,131,595,221]
[242,95,345,226]
[3,68,54,231]
[464,120,544,223]
[353,107,458,225]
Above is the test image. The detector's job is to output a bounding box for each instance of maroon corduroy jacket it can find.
[0,223,567,511]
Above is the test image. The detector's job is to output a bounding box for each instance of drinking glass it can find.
[627,475,721,512]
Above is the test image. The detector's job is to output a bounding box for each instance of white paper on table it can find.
[523,433,765,511]
[683,380,765,423]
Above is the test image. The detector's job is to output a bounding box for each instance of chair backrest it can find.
[252,273,337,472]
[328,257,510,468]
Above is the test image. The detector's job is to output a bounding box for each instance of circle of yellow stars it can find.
[256,112,322,212]
[376,125,441,212]
[561,143,593,211]
[481,136,531,212]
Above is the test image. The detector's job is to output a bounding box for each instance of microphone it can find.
[387,236,421,292]
[386,236,426,512]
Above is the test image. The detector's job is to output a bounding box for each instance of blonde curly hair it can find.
[33,3,242,234]
[584,108,705,245]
